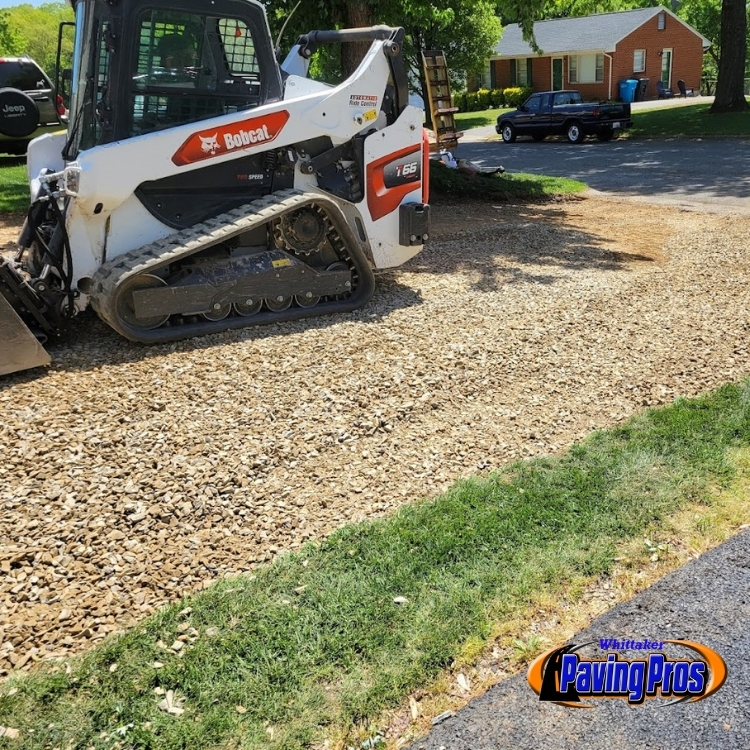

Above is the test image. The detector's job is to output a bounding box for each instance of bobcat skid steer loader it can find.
[0,0,429,376]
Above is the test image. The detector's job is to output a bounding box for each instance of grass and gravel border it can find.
[2,380,750,749]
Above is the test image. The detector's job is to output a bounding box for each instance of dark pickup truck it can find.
[496,90,632,144]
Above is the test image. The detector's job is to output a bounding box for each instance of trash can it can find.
[619,79,638,103]
[635,78,649,102]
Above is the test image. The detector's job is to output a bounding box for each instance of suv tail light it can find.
[56,94,66,117]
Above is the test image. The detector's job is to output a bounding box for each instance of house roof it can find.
[493,6,711,58]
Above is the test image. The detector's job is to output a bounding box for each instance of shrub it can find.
[476,87,491,109]
[465,91,480,111]
[490,88,505,108]
[453,91,466,112]
[502,87,521,107]
[502,86,533,108]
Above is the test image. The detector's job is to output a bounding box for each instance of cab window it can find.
[131,10,262,136]
[525,95,541,113]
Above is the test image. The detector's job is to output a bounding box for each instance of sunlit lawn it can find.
[0,156,28,214]
[626,99,750,138]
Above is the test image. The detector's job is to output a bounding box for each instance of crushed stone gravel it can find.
[1,197,749,674]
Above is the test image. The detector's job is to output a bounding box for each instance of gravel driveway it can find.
[2,197,750,674]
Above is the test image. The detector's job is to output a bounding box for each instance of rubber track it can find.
[90,189,375,343]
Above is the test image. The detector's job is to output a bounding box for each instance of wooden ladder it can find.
[421,49,463,153]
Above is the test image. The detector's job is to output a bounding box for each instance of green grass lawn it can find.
[453,107,511,131]
[2,380,749,750]
[0,157,29,214]
[627,99,750,138]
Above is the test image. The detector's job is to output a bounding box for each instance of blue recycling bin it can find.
[619,79,638,103]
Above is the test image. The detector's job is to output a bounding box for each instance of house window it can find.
[658,11,666,30]
[517,58,527,86]
[633,49,646,73]
[510,58,532,87]
[568,53,604,84]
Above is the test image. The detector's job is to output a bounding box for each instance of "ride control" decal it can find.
[172,110,290,166]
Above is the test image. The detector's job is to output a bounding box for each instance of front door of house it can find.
[552,58,563,90]
[661,48,672,87]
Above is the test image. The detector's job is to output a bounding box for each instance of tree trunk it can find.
[341,2,373,79]
[710,0,748,113]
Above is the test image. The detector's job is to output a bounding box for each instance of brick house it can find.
[477,7,710,101]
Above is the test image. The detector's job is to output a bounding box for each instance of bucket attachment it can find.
[0,291,51,376]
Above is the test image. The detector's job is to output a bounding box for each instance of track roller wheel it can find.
[115,273,169,330]
[233,299,263,316]
[202,302,231,321]
[265,296,292,312]
[294,293,320,308]
[326,262,351,300]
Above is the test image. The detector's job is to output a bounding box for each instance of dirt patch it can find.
[2,196,748,675]
[0,214,24,249]
[429,194,672,264]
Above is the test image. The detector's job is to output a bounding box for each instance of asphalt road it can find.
[407,528,750,750]
[458,133,750,213]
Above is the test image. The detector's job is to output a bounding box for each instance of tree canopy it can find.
[0,2,74,78]
[268,0,503,85]
[0,0,744,112]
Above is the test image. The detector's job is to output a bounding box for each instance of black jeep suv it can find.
[0,57,66,155]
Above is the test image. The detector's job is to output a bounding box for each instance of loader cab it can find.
[65,0,282,158]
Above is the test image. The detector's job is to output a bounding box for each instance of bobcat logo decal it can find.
[172,111,290,166]
[199,133,220,155]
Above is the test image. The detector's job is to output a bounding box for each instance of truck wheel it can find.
[500,122,516,143]
[596,130,615,142]
[565,121,585,144]
[532,134,546,142]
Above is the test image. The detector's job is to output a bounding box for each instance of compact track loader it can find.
[0,0,429,375]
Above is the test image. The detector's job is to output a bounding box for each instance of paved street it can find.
[458,131,750,213]
[408,529,750,750]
